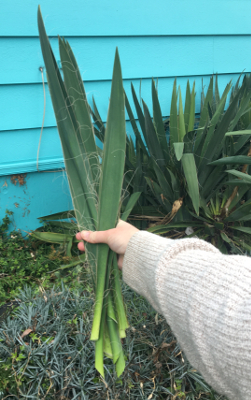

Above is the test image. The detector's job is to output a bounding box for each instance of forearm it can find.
[123,231,251,400]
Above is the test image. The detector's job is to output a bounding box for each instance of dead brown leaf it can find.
[21,328,33,339]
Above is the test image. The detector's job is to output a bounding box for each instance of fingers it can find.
[75,232,82,241]
[76,229,114,246]
[77,241,85,252]
[117,255,124,270]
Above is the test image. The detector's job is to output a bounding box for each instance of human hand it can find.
[76,220,139,269]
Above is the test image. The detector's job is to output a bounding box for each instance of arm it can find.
[76,223,251,400]
[123,230,251,400]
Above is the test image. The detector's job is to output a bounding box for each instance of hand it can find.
[76,220,139,269]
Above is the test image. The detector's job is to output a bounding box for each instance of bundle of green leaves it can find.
[37,6,143,376]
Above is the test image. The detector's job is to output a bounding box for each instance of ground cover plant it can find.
[0,282,227,399]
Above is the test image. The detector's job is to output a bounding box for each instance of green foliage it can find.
[0,284,227,400]
[108,74,251,254]
[0,212,85,308]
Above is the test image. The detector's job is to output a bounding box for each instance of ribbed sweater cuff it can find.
[122,230,173,313]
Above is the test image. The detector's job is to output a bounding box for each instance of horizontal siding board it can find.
[0,127,63,165]
[0,158,65,176]
[1,0,251,36]
[2,35,251,85]
[0,74,241,131]
[0,122,130,176]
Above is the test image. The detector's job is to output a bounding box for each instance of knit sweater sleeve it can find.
[122,230,251,400]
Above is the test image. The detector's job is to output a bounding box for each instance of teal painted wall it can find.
[1,0,251,232]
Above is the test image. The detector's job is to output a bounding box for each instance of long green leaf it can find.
[198,76,214,129]
[188,82,196,133]
[209,155,251,166]
[181,153,200,215]
[225,129,251,137]
[178,86,186,141]
[91,48,126,341]
[152,78,169,159]
[142,100,165,168]
[226,169,251,182]
[124,90,148,156]
[231,226,251,234]
[184,81,191,133]
[173,142,184,161]
[170,79,178,146]
[225,198,251,221]
[38,7,97,231]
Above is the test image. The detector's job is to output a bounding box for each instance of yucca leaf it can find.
[124,90,148,156]
[199,86,245,188]
[200,81,232,158]
[38,210,75,221]
[178,86,186,141]
[183,130,195,154]
[173,142,184,161]
[233,235,251,252]
[225,198,251,221]
[152,78,169,159]
[32,231,72,244]
[215,75,220,108]
[188,82,196,133]
[59,38,99,187]
[209,156,251,166]
[181,153,200,215]
[226,169,251,182]
[228,87,251,132]
[198,76,214,129]
[152,161,173,204]
[131,83,147,138]
[46,221,77,231]
[184,81,191,133]
[38,7,97,230]
[225,129,251,137]
[167,167,180,198]
[224,179,251,186]
[170,79,178,146]
[148,221,203,234]
[91,48,126,341]
[91,96,105,142]
[121,192,141,221]
[142,100,165,168]
[231,226,251,234]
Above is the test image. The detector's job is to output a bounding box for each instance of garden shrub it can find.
[0,211,84,308]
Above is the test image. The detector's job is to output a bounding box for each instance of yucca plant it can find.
[120,74,251,253]
[37,7,141,377]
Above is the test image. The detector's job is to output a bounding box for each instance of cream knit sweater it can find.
[123,231,251,400]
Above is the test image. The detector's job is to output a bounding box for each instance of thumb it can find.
[80,230,112,245]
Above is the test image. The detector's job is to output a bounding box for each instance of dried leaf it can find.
[21,328,32,339]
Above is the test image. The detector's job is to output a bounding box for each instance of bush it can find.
[0,212,85,308]
[0,285,226,399]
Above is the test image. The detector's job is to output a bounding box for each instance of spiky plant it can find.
[115,75,251,253]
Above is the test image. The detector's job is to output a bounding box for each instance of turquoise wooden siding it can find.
[1,0,251,232]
